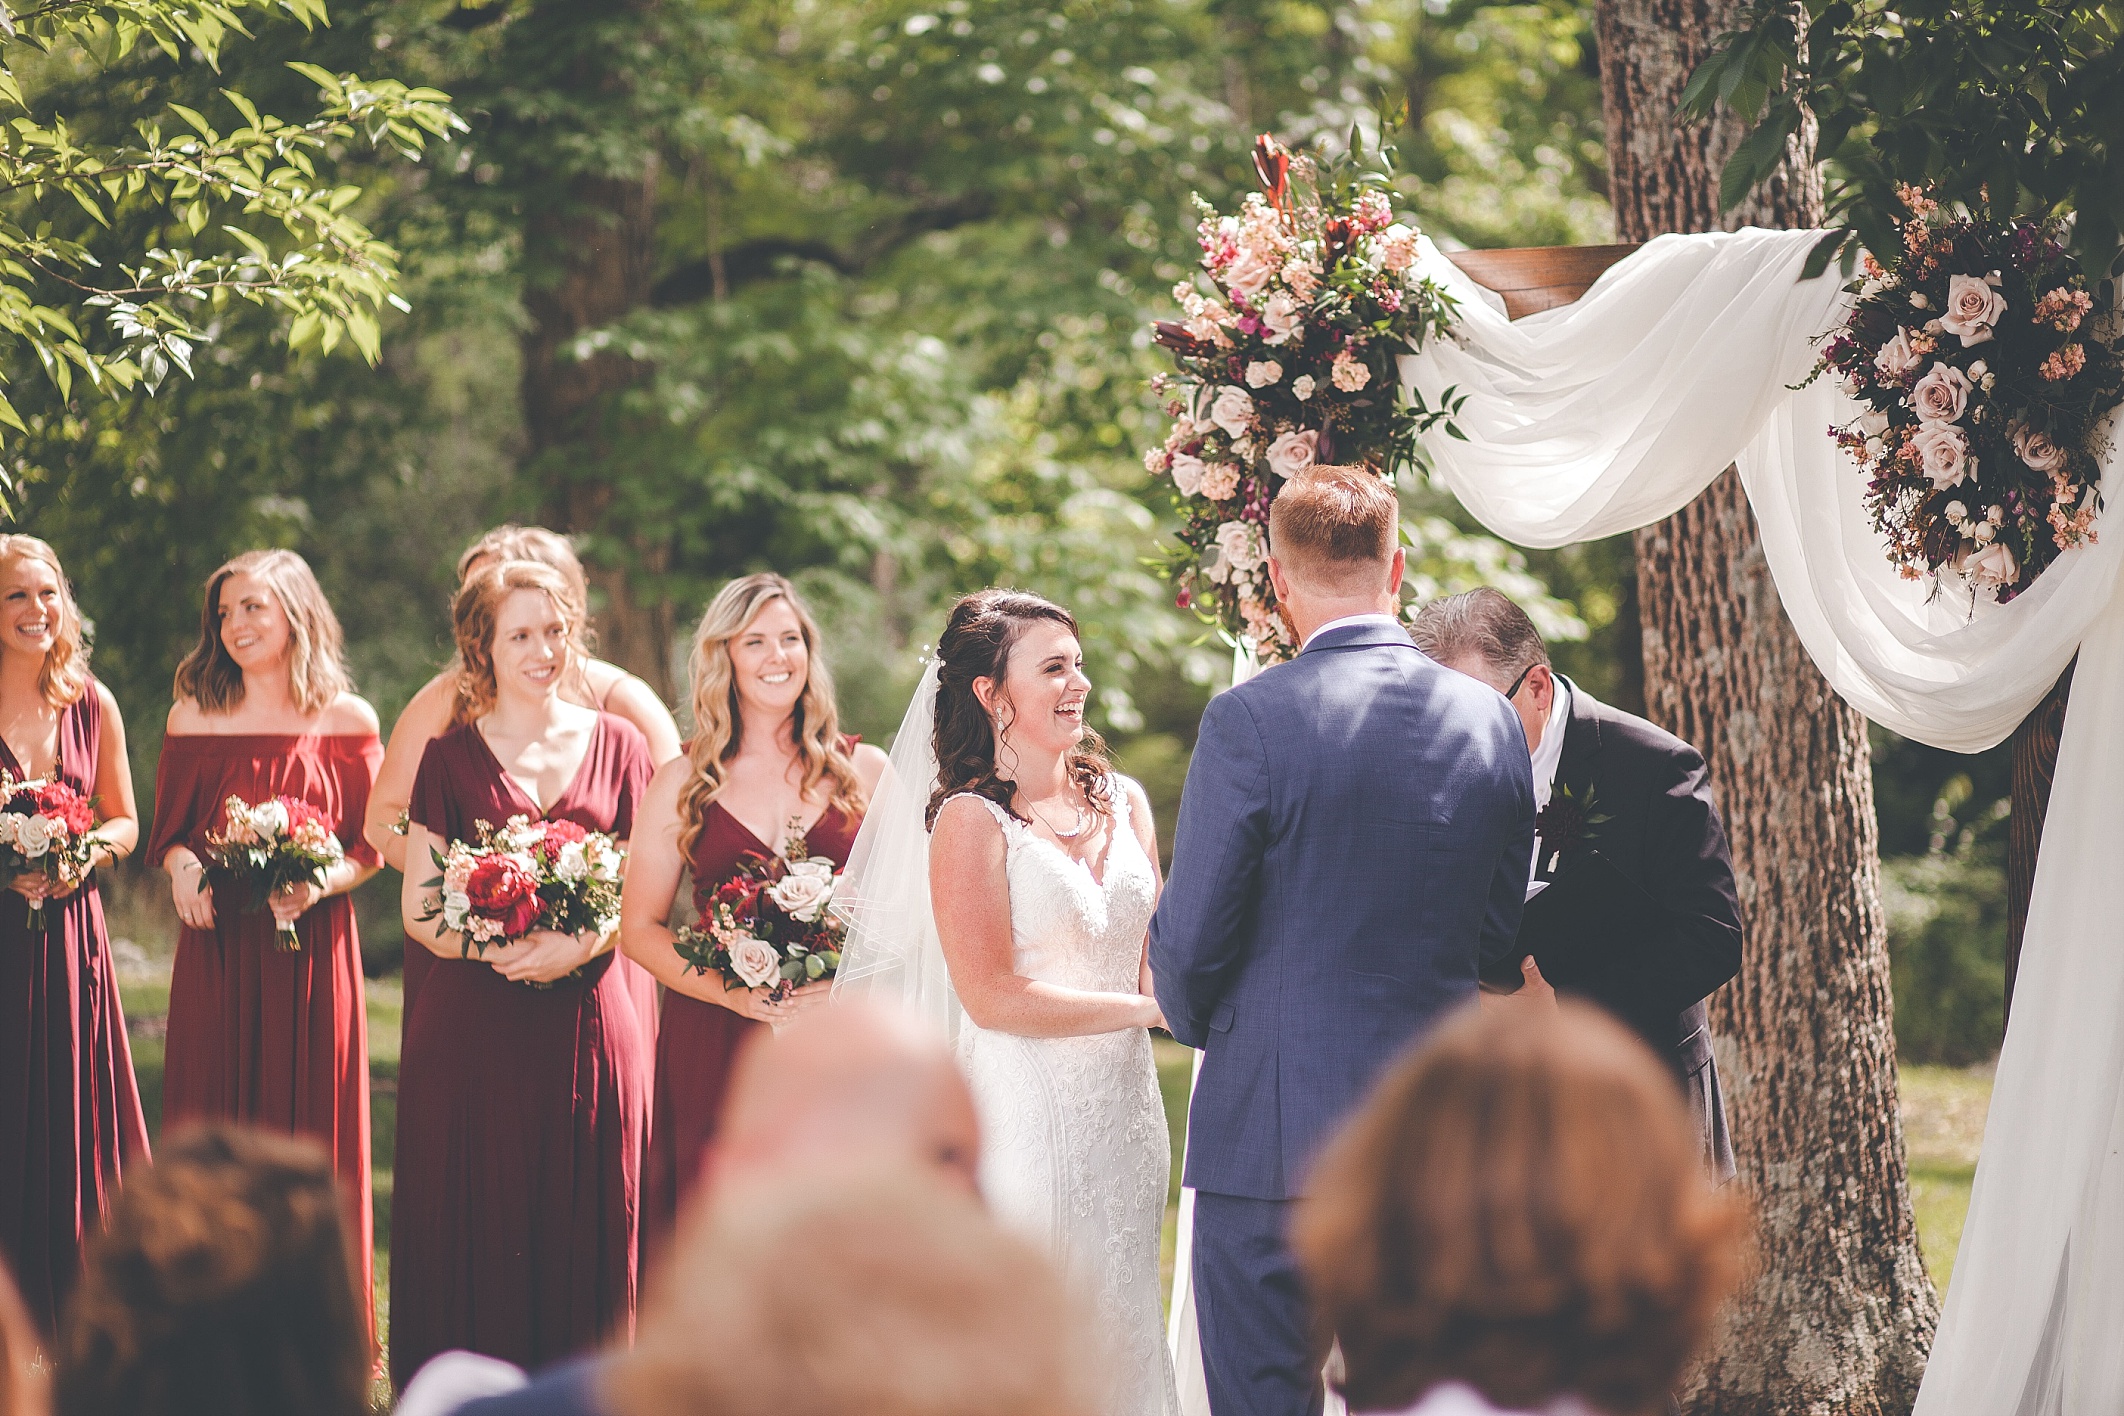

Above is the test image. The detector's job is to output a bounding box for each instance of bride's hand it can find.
[1139,995,1166,1032]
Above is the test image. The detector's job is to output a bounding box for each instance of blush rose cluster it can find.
[1817,188,2123,603]
[672,849,845,1004]
[1145,133,1465,662]
[422,814,624,984]
[203,792,346,950]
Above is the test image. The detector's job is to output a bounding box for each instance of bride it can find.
[837,588,1179,1416]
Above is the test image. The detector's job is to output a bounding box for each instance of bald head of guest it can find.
[702,1000,982,1203]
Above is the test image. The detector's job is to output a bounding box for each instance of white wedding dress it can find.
[950,783,1180,1416]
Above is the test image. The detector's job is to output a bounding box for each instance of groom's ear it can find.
[1266,555,1291,603]
[1387,546,1407,596]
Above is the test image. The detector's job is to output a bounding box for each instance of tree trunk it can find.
[1597,3,1940,1411]
[2004,665,2073,1029]
[520,166,678,699]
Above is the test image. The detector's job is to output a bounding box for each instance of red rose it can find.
[25,783,94,835]
[711,877,760,924]
[466,855,543,937]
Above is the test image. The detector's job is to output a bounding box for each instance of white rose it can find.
[1961,541,2019,590]
[1222,245,1277,299]
[1209,386,1255,438]
[1908,362,1973,424]
[1291,375,1316,401]
[0,816,18,848]
[768,860,836,923]
[1940,273,2008,347]
[253,798,289,840]
[1245,360,1283,388]
[1260,292,1302,345]
[1264,428,1319,482]
[1214,520,1265,574]
[442,890,472,931]
[554,841,589,882]
[1856,409,1890,437]
[15,815,51,859]
[1170,452,1206,497]
[727,934,783,989]
[1909,422,1974,489]
[1874,328,1921,381]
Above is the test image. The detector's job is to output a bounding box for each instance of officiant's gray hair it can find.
[1409,587,1549,677]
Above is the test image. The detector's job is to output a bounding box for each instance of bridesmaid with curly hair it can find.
[148,549,382,1339]
[620,573,885,1263]
[0,534,147,1338]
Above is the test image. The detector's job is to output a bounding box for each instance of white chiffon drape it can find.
[1164,225,2124,1414]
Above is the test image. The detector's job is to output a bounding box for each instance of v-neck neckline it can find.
[473,716,600,819]
[0,712,58,784]
[713,798,829,860]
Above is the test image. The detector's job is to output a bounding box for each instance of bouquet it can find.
[422,815,624,985]
[203,795,346,950]
[1146,131,1465,662]
[1816,187,2124,603]
[0,774,102,928]
[673,849,845,1004]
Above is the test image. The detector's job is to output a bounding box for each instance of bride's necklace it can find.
[1027,789,1090,840]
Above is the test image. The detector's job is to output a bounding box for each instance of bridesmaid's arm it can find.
[1125,778,1163,1003]
[597,668,683,767]
[366,674,453,872]
[852,742,889,799]
[87,682,140,867]
[400,822,464,960]
[931,796,1163,1040]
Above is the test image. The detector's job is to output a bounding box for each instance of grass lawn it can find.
[114,976,1987,1393]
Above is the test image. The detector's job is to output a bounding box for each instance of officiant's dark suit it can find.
[1413,588,1744,1180]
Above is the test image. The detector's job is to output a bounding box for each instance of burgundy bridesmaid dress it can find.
[0,681,149,1336]
[148,728,383,1336]
[640,795,861,1267]
[389,714,654,1388]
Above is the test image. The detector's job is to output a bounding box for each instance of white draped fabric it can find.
[1164,226,2124,1414]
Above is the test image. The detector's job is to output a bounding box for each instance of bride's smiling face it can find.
[977,620,1091,756]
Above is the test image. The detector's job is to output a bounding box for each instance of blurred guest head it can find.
[56,1124,368,1416]
[450,559,588,726]
[0,534,89,709]
[606,1167,1099,1416]
[1294,1002,1748,1416]
[1409,587,1555,753]
[1266,466,1406,641]
[175,550,350,715]
[704,1000,981,1202]
[0,1257,49,1416]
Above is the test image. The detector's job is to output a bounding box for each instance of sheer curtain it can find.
[1166,225,2124,1414]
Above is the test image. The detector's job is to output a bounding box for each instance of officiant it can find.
[1412,588,1743,1180]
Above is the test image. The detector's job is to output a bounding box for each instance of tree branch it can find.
[649,192,995,306]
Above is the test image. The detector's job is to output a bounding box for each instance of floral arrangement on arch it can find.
[1818,188,2123,602]
[1145,133,1464,661]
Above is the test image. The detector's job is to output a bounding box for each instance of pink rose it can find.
[1330,352,1371,392]
[1197,463,1241,502]
[1374,224,1419,273]
[1940,273,2008,347]
[1961,541,2019,591]
[1909,422,1973,489]
[1908,362,1972,424]
[726,934,783,989]
[1170,453,1206,497]
[1260,292,1302,346]
[1222,245,1277,299]
[1265,428,1318,481]
[1214,520,1266,574]
[1209,386,1255,438]
[1245,360,1283,388]
[2013,423,2070,474]
[1874,328,1920,381]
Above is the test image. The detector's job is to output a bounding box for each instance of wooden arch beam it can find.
[1444,242,1641,319]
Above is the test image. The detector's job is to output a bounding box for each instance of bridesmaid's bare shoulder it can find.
[850,741,890,796]
[319,692,381,737]
[91,679,125,727]
[165,697,213,735]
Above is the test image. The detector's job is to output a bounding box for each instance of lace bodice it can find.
[948,776,1158,994]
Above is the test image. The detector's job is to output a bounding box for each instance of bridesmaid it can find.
[365,525,677,1032]
[0,535,148,1338]
[392,559,653,1387]
[620,573,885,1262]
[148,549,382,1334]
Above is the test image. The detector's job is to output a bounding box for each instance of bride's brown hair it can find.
[926,589,1112,829]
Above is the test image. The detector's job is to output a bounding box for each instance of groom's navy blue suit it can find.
[1150,617,1535,1416]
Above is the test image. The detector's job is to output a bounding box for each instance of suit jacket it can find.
[1538,682,1743,1077]
[1150,619,1535,1201]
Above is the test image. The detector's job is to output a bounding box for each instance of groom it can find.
[1151,465,1536,1416]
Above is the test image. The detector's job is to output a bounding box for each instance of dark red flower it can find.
[711,877,760,924]
[18,782,95,835]
[467,855,543,936]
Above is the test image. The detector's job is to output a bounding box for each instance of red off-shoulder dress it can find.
[0,681,149,1336]
[389,714,654,1388]
[640,797,861,1266]
[148,729,382,1333]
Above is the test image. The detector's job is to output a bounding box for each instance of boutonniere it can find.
[1535,780,1610,876]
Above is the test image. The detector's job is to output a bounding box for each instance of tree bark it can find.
[1598,3,1940,1411]
[519,166,678,699]
[2004,665,2073,1029]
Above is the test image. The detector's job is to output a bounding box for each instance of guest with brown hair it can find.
[1292,1001,1749,1416]
[149,550,382,1337]
[54,1124,370,1416]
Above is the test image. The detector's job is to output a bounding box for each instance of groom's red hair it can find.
[1268,465,1397,592]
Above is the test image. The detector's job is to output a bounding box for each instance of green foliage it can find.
[1681,0,2124,276]
[1881,769,2009,1065]
[0,0,464,473]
